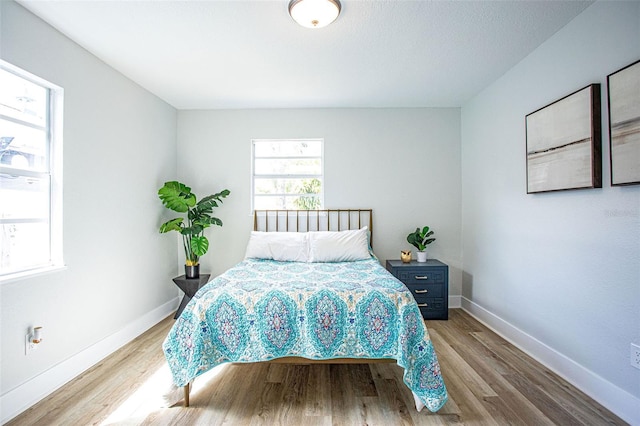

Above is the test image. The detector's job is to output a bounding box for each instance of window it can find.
[252,139,324,210]
[0,61,63,280]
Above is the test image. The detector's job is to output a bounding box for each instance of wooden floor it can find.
[8,309,626,425]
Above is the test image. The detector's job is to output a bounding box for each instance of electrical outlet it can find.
[631,343,640,370]
[25,334,36,355]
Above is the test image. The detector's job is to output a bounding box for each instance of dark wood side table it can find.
[386,259,449,320]
[172,274,210,319]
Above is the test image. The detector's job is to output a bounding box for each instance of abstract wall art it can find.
[607,59,640,186]
[526,84,601,193]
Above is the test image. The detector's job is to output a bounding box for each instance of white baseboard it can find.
[460,297,640,425]
[0,297,179,424]
[449,295,461,309]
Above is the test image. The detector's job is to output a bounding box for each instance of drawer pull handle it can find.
[417,303,429,307]
[415,276,429,280]
[415,289,428,294]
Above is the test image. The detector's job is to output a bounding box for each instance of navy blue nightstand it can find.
[386,259,449,320]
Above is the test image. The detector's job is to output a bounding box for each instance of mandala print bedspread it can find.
[163,258,448,412]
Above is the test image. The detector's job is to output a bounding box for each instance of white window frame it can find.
[0,61,64,283]
[251,138,324,212]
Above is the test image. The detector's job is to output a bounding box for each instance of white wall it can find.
[177,108,462,292]
[1,2,178,420]
[461,1,640,423]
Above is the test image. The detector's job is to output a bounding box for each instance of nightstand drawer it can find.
[397,269,446,284]
[417,299,446,318]
[406,283,444,299]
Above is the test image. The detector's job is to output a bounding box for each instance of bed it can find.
[162,209,448,412]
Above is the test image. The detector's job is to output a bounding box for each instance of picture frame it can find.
[525,84,601,194]
[607,59,640,186]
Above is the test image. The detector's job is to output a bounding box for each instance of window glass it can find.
[252,139,323,211]
[0,63,63,280]
[254,158,321,175]
[0,175,50,219]
[0,120,48,172]
[1,223,50,273]
[0,68,47,127]
[254,139,322,157]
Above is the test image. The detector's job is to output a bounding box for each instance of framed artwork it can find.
[525,84,601,194]
[607,59,640,186]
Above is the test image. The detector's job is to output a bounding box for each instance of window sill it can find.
[0,264,67,284]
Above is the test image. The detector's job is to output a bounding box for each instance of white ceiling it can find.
[17,0,593,109]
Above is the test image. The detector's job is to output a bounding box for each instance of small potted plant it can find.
[406,226,435,262]
[158,181,230,278]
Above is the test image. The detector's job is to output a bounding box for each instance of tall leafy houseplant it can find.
[158,181,230,278]
[407,226,436,262]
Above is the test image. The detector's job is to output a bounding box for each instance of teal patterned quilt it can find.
[163,257,448,412]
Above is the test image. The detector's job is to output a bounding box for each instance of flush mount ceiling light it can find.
[288,0,341,29]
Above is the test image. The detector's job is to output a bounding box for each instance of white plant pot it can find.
[416,251,428,262]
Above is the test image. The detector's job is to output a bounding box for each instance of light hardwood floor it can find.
[8,309,626,425]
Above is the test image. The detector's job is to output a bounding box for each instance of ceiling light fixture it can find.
[288,0,341,29]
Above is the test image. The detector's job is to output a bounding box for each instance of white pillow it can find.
[244,231,309,262]
[308,227,371,263]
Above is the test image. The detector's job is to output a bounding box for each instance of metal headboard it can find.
[253,209,373,247]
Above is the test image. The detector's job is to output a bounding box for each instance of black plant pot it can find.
[185,264,200,279]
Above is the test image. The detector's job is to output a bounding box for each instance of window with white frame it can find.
[0,61,63,280]
[252,139,324,210]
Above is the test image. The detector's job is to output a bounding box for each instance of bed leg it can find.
[183,382,190,407]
